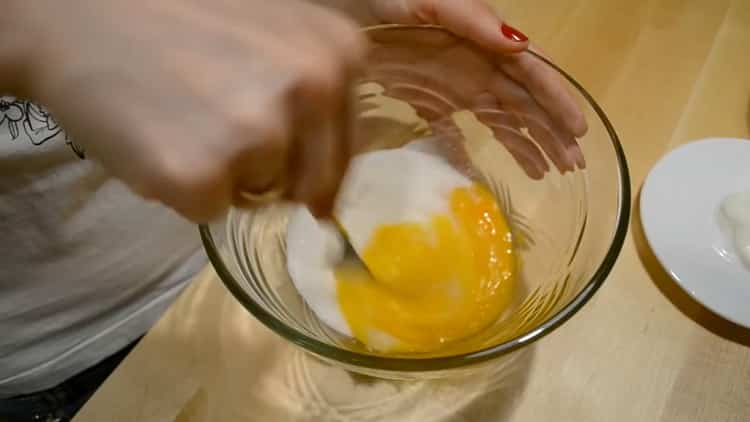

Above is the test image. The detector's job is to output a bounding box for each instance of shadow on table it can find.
[254,346,536,422]
[631,187,750,348]
[449,347,535,422]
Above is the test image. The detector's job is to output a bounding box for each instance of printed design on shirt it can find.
[0,96,85,159]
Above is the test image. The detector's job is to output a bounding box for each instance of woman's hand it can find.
[366,0,587,178]
[5,0,367,222]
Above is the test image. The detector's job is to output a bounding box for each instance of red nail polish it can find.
[501,23,528,43]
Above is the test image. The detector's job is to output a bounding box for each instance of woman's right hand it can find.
[5,0,366,222]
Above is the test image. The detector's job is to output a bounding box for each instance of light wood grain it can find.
[75,1,750,421]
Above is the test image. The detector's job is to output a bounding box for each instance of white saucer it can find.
[641,138,750,328]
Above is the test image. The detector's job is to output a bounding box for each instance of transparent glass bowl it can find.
[200,25,630,380]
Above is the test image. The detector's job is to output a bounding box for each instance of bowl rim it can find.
[199,24,631,372]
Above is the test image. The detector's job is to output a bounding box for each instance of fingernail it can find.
[500,23,528,43]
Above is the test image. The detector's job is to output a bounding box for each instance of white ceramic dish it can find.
[641,138,750,327]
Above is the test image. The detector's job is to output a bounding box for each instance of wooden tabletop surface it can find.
[75,0,750,420]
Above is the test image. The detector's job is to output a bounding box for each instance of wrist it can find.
[0,1,40,97]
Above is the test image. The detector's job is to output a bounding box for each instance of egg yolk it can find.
[335,183,516,353]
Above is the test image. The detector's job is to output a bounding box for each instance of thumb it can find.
[421,0,529,53]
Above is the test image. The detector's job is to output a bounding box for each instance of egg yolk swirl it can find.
[335,183,516,353]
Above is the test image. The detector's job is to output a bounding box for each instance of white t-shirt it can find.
[0,96,205,397]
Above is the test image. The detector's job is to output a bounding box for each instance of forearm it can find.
[308,0,380,26]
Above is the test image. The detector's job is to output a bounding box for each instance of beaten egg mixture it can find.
[286,138,516,353]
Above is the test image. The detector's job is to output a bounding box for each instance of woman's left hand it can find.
[364,0,588,178]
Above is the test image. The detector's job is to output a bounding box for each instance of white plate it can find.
[641,138,750,327]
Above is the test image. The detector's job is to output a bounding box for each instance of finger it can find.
[231,129,290,208]
[362,75,477,178]
[383,82,458,121]
[487,64,585,171]
[497,50,588,137]
[472,95,549,179]
[427,118,482,179]
[151,150,233,223]
[289,114,343,218]
[524,113,578,174]
[306,5,369,71]
[379,81,469,174]
[473,91,523,127]
[289,74,353,218]
[551,117,586,170]
[414,0,529,53]
[487,73,579,173]
[365,64,466,112]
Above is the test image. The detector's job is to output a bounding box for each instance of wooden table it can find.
[75,1,750,420]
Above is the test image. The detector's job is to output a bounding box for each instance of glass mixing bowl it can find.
[200,25,630,380]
